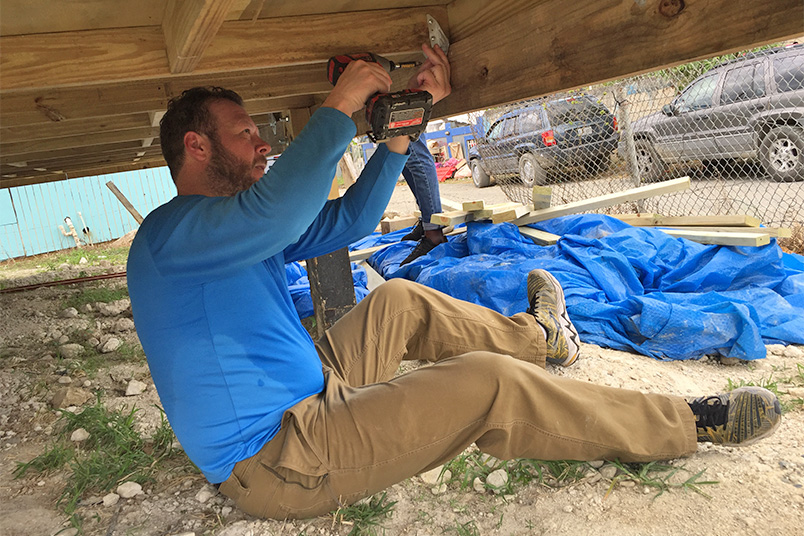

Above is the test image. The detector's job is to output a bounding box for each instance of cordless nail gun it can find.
[326,52,433,142]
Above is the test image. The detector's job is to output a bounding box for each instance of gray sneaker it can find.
[526,269,580,366]
[688,387,782,446]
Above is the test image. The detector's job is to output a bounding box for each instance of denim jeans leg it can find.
[402,136,442,231]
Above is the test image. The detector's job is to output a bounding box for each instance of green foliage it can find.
[605,460,718,499]
[452,520,480,536]
[334,492,397,536]
[13,399,184,515]
[726,370,804,413]
[62,286,129,310]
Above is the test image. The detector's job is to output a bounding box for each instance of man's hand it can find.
[322,60,393,117]
[407,44,451,105]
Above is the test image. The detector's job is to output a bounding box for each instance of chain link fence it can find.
[467,41,804,251]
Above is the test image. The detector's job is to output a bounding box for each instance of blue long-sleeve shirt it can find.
[127,107,408,483]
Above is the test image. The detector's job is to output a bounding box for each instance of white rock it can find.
[100,337,122,353]
[430,483,448,495]
[486,469,509,494]
[117,481,143,498]
[81,303,94,313]
[783,346,803,359]
[79,257,88,264]
[61,307,79,318]
[765,344,786,355]
[588,460,605,469]
[562,505,573,513]
[221,506,233,517]
[57,529,79,536]
[419,466,447,486]
[103,493,120,506]
[70,428,90,442]
[114,318,136,332]
[57,376,73,384]
[473,477,485,493]
[57,335,70,345]
[599,465,618,480]
[195,485,218,504]
[125,380,147,396]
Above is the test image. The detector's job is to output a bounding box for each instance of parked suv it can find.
[469,95,619,188]
[627,44,804,182]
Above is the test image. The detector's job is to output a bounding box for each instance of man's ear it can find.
[183,131,210,163]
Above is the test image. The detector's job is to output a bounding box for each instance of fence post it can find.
[616,86,645,212]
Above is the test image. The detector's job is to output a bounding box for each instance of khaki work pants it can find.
[220,279,697,520]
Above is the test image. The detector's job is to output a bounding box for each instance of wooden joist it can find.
[532,186,552,210]
[513,177,692,226]
[615,214,761,227]
[380,215,419,234]
[660,229,770,247]
[518,227,560,246]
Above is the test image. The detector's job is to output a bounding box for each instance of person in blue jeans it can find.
[399,135,448,265]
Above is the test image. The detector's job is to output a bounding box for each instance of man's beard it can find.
[205,135,265,196]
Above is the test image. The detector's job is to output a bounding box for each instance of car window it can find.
[518,110,543,132]
[720,64,766,104]
[486,119,505,140]
[545,97,604,125]
[502,116,519,137]
[676,73,718,111]
[773,53,804,93]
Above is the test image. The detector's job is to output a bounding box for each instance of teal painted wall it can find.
[0,167,176,261]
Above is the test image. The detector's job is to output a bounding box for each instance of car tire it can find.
[634,140,666,183]
[518,153,546,187]
[584,152,611,175]
[761,126,804,182]
[471,160,492,188]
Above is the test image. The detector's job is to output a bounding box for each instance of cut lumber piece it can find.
[472,202,522,220]
[106,181,143,224]
[431,210,475,226]
[519,226,560,245]
[532,186,552,210]
[513,177,692,226]
[661,226,792,238]
[462,200,486,211]
[491,204,530,224]
[661,229,770,247]
[615,213,761,227]
[380,215,419,234]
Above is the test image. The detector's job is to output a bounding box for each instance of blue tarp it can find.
[286,261,370,319]
[349,214,804,361]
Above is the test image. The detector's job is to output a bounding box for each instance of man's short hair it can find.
[160,87,245,180]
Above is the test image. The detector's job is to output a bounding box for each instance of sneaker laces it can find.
[688,395,728,428]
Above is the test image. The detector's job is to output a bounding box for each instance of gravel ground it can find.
[1,177,803,536]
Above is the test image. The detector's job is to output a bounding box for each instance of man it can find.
[127,44,781,520]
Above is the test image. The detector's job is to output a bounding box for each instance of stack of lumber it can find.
[612,213,791,247]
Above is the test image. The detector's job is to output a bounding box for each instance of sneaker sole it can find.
[721,387,782,447]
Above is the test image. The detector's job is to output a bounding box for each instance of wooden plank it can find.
[532,186,552,210]
[518,226,560,246]
[431,210,475,226]
[440,197,463,212]
[491,205,530,224]
[0,7,447,91]
[381,216,419,234]
[435,0,804,119]
[462,200,485,211]
[660,226,792,238]
[472,202,522,220]
[661,229,770,247]
[513,177,692,226]
[615,214,762,227]
[162,0,240,74]
[105,181,144,224]
[0,126,160,157]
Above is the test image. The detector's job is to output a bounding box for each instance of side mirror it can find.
[662,104,676,116]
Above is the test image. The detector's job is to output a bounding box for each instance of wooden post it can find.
[106,181,144,224]
[288,106,357,335]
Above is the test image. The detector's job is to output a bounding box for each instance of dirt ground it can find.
[1,178,803,536]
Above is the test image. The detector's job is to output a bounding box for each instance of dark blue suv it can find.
[469,95,619,188]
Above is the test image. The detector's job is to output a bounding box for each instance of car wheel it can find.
[761,126,804,182]
[471,160,492,188]
[633,140,666,183]
[518,153,546,187]
[584,152,611,175]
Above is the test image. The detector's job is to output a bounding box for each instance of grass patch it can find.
[14,400,186,516]
[604,460,718,499]
[452,520,480,536]
[333,492,397,536]
[62,286,129,310]
[1,245,130,273]
[727,368,804,413]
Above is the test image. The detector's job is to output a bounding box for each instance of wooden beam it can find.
[513,177,692,226]
[162,0,240,74]
[1,126,160,157]
[106,181,145,224]
[518,226,560,246]
[0,7,447,91]
[614,214,762,227]
[435,0,804,118]
[661,229,770,247]
[1,159,166,189]
[381,215,419,234]
[657,226,791,238]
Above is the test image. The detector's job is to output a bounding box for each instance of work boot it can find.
[400,236,443,266]
[401,220,424,242]
[688,387,781,446]
[526,269,580,366]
